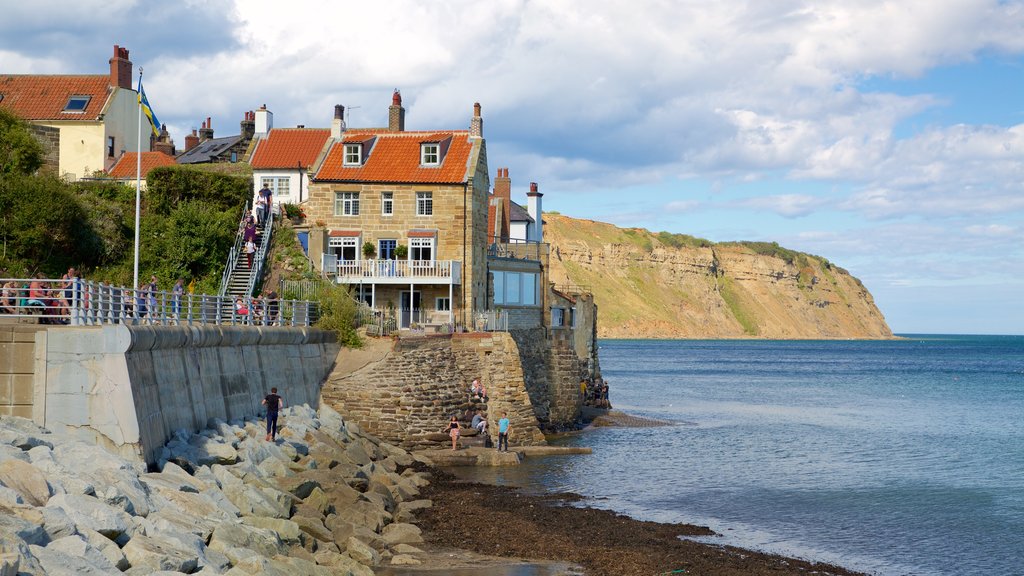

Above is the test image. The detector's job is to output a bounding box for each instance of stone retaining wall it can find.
[322,332,547,450]
[35,324,339,464]
[510,328,587,427]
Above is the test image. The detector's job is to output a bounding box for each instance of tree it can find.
[0,108,44,175]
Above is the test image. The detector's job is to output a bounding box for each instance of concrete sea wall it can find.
[34,324,338,465]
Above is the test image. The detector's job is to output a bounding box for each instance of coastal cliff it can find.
[544,215,892,339]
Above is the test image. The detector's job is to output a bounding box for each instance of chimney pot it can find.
[529,182,538,193]
[334,104,344,120]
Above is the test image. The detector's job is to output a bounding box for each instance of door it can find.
[400,290,421,328]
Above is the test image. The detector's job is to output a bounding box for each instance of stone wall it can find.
[36,324,338,464]
[509,328,587,427]
[0,324,46,418]
[29,125,60,175]
[322,332,546,450]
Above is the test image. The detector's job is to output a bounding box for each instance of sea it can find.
[455,335,1024,576]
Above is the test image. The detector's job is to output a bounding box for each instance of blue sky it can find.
[2,0,1022,335]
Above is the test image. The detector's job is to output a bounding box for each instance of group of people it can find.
[233,288,279,324]
[0,268,82,323]
[582,378,611,408]
[442,377,512,452]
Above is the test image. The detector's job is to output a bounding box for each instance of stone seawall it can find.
[35,324,339,465]
[322,333,548,450]
[509,328,587,427]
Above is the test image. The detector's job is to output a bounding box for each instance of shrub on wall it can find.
[146,166,252,215]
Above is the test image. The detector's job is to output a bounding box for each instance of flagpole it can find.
[133,67,143,291]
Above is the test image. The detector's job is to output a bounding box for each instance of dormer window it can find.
[63,95,91,112]
[420,143,439,166]
[343,143,362,166]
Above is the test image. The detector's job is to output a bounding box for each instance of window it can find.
[381,192,393,215]
[63,96,90,112]
[552,308,565,327]
[230,151,237,163]
[343,143,362,166]
[378,239,397,260]
[328,236,358,262]
[416,191,433,216]
[435,297,451,312]
[410,237,434,261]
[107,136,115,157]
[260,177,290,198]
[334,192,359,216]
[492,271,539,305]
[420,143,439,165]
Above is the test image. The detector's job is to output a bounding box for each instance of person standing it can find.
[497,412,511,452]
[245,238,256,269]
[258,183,273,224]
[171,278,184,322]
[261,387,284,441]
[444,415,461,451]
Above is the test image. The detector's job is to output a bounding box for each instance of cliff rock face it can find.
[544,215,892,339]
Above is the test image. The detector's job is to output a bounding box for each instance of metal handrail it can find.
[245,209,273,297]
[0,278,318,327]
[219,202,250,297]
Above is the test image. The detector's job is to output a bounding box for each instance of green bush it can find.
[146,166,251,215]
[0,109,43,176]
[656,231,714,249]
[314,283,362,348]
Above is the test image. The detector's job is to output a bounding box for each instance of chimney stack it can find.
[184,129,199,152]
[198,117,214,141]
[331,104,346,139]
[255,104,273,136]
[493,168,512,241]
[109,45,132,90]
[469,102,483,138]
[240,110,255,141]
[527,182,543,242]
[153,124,175,156]
[388,89,405,132]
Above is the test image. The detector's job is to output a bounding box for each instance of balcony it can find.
[328,259,462,285]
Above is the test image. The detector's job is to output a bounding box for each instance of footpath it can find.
[0,404,434,575]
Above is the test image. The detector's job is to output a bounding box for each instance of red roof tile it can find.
[108,151,177,178]
[250,128,331,169]
[315,130,475,184]
[0,75,113,121]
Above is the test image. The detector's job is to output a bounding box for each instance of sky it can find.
[2,0,1023,335]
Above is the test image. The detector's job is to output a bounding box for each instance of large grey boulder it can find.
[344,535,380,567]
[28,543,118,576]
[78,528,130,571]
[46,534,122,573]
[381,522,423,546]
[239,516,303,545]
[39,505,78,541]
[188,436,238,466]
[208,522,285,563]
[46,493,133,539]
[0,458,52,506]
[0,505,48,546]
[121,533,199,574]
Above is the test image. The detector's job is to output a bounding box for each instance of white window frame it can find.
[420,143,439,165]
[493,271,539,306]
[328,236,359,262]
[343,143,362,166]
[260,177,290,198]
[416,191,433,216]
[334,192,359,216]
[381,191,393,216]
[409,237,434,261]
[435,297,451,312]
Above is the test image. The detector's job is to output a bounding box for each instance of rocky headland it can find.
[544,214,893,339]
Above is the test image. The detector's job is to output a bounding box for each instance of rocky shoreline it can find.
[0,405,436,575]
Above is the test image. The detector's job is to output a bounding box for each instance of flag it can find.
[137,78,160,137]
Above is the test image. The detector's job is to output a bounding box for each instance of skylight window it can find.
[63,96,91,112]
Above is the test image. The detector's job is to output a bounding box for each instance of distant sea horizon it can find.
[462,334,1024,576]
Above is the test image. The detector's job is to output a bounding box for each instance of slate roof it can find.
[315,130,475,183]
[176,135,242,164]
[0,75,113,121]
[510,201,534,223]
[250,128,331,169]
[107,151,177,178]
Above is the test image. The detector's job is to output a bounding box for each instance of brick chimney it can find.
[109,45,132,90]
[527,182,543,242]
[198,117,213,141]
[184,129,199,152]
[493,167,512,240]
[153,124,175,156]
[388,89,405,132]
[240,110,255,141]
[470,102,483,138]
[331,104,346,140]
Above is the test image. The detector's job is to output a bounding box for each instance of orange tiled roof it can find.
[0,75,113,121]
[108,151,177,178]
[315,130,475,183]
[250,128,331,169]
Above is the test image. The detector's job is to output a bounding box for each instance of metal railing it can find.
[219,203,250,297]
[474,310,509,332]
[245,207,273,297]
[327,259,460,282]
[0,278,318,327]
[487,237,546,261]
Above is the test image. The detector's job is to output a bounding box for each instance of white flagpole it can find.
[133,67,143,290]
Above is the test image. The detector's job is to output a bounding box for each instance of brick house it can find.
[0,45,157,179]
[305,92,490,329]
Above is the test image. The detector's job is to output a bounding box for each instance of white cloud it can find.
[734,194,826,218]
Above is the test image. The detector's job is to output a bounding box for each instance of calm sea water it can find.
[458,336,1024,576]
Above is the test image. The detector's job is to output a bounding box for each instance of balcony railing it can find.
[328,259,461,284]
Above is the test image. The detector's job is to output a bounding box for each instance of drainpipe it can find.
[297,161,303,203]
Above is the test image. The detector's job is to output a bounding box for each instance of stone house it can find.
[248,105,332,209]
[305,92,490,330]
[0,45,157,179]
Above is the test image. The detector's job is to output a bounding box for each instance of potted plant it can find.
[362,241,376,259]
[395,244,408,259]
